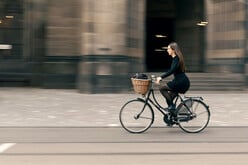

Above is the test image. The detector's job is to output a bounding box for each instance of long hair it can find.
[168,42,186,72]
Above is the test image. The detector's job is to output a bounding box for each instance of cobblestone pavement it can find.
[0,87,248,127]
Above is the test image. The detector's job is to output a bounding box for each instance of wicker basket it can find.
[131,78,151,95]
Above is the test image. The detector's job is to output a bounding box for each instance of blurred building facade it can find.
[0,0,247,93]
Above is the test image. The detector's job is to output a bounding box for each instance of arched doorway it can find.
[146,0,205,72]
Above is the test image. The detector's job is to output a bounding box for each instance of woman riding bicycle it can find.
[120,45,210,133]
[156,42,190,111]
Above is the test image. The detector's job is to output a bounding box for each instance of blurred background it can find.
[0,0,248,93]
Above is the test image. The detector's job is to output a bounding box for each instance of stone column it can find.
[205,0,246,73]
[45,0,81,88]
[244,1,248,87]
[78,0,146,93]
[24,0,47,86]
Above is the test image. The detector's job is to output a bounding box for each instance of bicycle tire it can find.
[176,98,210,133]
[119,99,154,134]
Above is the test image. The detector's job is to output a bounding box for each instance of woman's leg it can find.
[169,92,178,104]
[159,84,178,107]
[159,84,173,106]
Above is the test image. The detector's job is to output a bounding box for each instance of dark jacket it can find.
[161,56,190,93]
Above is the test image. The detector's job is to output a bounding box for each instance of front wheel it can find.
[176,99,210,133]
[119,99,154,133]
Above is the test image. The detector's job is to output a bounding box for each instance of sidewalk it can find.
[0,87,248,127]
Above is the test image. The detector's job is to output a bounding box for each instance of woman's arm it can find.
[160,56,179,79]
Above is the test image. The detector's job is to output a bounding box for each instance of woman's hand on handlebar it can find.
[156,77,162,84]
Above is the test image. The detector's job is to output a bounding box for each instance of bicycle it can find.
[119,75,210,133]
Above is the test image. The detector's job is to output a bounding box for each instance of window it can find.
[0,0,23,59]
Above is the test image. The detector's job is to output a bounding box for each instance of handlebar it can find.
[151,75,157,83]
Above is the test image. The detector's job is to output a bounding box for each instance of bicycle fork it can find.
[135,98,151,120]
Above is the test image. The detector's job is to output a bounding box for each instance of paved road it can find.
[0,127,247,165]
[0,87,248,164]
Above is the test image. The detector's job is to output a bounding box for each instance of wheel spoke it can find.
[119,99,154,133]
[177,99,210,133]
[139,116,152,120]
[197,111,208,116]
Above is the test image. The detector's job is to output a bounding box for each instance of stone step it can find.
[145,72,246,91]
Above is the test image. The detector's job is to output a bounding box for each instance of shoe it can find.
[163,115,173,127]
[163,115,170,124]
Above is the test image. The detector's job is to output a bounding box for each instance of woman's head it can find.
[167,42,181,56]
[167,42,186,72]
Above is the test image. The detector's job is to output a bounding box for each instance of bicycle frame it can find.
[136,75,208,121]
[120,75,211,133]
[138,87,204,118]
[138,88,176,116]
[119,76,211,133]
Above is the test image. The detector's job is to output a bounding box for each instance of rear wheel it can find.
[119,99,154,133]
[176,99,210,133]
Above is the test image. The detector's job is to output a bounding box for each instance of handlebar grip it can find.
[151,75,156,82]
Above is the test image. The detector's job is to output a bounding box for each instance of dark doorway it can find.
[146,0,205,72]
[146,18,174,72]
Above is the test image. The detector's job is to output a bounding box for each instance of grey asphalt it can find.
[0,127,248,143]
[0,87,248,127]
[0,127,248,165]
